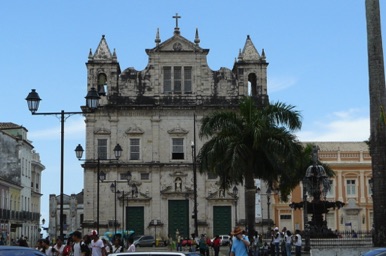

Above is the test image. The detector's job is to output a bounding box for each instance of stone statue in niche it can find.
[175,177,182,192]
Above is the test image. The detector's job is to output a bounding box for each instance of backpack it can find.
[80,242,91,256]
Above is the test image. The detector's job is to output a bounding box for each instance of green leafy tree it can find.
[197,96,303,238]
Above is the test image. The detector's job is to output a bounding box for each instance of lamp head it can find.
[74,144,84,160]
[85,87,100,110]
[113,144,123,160]
[25,89,41,113]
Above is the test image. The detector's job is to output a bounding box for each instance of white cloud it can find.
[29,117,85,141]
[269,76,298,93]
[296,109,370,142]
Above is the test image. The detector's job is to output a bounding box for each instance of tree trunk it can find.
[244,170,256,239]
[366,0,386,247]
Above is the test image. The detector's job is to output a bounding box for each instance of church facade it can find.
[80,17,268,240]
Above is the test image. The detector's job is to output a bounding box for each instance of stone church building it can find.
[80,17,268,240]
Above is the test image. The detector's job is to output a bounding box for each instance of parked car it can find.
[362,248,386,256]
[133,235,156,247]
[211,235,231,246]
[0,246,45,256]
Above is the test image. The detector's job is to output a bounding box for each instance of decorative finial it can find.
[173,13,181,35]
[155,28,161,46]
[238,48,242,61]
[88,48,93,59]
[261,48,266,60]
[113,48,117,59]
[194,28,200,45]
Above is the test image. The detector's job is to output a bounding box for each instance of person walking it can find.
[272,227,281,256]
[90,230,106,256]
[112,238,123,253]
[53,237,65,256]
[41,239,54,256]
[72,231,91,256]
[284,230,292,256]
[294,230,302,256]
[199,234,208,256]
[127,237,135,252]
[212,235,221,256]
[230,227,250,256]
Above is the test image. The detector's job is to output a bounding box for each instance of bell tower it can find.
[86,35,121,106]
[233,35,269,105]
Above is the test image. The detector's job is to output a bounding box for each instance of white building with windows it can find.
[79,18,268,240]
[0,122,44,245]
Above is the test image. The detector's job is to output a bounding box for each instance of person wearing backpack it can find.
[72,231,91,256]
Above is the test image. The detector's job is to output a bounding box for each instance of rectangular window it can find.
[326,180,334,198]
[174,67,182,93]
[346,179,356,196]
[368,179,373,197]
[164,67,172,93]
[163,66,192,93]
[280,215,291,220]
[130,138,140,160]
[172,138,184,159]
[97,139,107,160]
[141,173,150,180]
[184,67,192,93]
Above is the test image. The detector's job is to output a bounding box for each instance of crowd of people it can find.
[32,229,135,256]
[170,225,303,256]
[227,226,302,256]
[5,225,305,256]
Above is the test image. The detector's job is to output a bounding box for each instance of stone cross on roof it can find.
[173,13,181,28]
[173,13,181,34]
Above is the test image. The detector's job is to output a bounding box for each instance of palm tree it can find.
[197,96,303,238]
[366,0,386,246]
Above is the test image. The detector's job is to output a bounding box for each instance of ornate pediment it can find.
[146,34,208,54]
[94,128,111,135]
[167,126,189,135]
[125,126,144,135]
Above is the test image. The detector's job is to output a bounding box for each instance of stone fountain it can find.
[289,145,345,238]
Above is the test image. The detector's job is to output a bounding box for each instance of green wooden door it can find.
[168,200,189,239]
[213,206,232,235]
[127,206,144,235]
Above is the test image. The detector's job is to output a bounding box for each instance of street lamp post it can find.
[26,88,100,239]
[119,171,132,234]
[111,181,118,235]
[233,186,239,226]
[191,141,198,237]
[75,143,122,234]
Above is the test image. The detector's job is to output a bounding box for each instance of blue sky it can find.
[1,1,382,229]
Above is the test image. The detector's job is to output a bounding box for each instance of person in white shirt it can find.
[284,230,293,256]
[294,230,302,256]
[112,238,123,253]
[53,237,65,256]
[41,239,55,256]
[127,237,135,252]
[90,230,106,256]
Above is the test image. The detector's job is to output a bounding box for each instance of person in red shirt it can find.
[212,235,221,256]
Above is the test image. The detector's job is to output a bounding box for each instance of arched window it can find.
[97,73,107,96]
[248,73,259,96]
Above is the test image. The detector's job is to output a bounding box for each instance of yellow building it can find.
[273,142,372,234]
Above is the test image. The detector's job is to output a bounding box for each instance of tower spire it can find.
[155,28,161,46]
[194,28,200,45]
